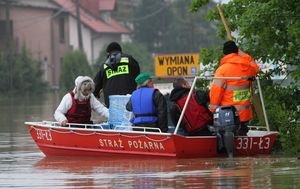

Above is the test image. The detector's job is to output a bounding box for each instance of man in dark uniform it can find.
[93,42,140,107]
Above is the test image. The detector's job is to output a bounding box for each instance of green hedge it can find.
[0,47,47,94]
[59,49,92,92]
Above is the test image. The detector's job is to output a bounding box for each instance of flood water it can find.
[0,93,299,188]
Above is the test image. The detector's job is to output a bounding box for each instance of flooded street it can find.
[0,93,299,188]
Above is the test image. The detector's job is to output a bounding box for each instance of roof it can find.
[0,0,59,10]
[52,0,129,34]
[99,0,115,11]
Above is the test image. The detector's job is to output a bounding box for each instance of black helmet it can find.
[223,41,238,55]
[106,42,122,53]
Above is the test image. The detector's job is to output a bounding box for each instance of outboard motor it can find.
[209,106,240,158]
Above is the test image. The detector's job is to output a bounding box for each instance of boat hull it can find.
[26,122,278,158]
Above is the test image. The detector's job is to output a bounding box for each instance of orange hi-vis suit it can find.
[209,50,259,122]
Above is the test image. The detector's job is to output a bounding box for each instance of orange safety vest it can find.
[209,51,259,122]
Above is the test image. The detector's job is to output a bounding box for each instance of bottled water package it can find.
[109,95,133,130]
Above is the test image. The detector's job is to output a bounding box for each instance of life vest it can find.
[176,93,213,134]
[209,52,259,122]
[131,88,157,125]
[66,92,92,124]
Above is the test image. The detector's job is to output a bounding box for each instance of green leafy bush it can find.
[263,83,300,155]
[59,50,92,91]
[0,47,47,94]
[190,0,300,156]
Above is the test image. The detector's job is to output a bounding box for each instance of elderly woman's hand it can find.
[61,120,68,127]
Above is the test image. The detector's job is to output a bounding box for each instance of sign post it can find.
[154,53,200,78]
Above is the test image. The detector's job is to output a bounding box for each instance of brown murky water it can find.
[0,93,299,188]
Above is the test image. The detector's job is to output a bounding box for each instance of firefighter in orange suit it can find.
[209,41,259,136]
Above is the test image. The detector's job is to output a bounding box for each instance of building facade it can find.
[0,0,129,88]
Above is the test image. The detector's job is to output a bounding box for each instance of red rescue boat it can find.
[25,76,278,158]
[25,121,277,158]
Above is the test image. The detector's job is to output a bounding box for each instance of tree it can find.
[59,50,92,91]
[190,0,300,155]
[167,0,220,53]
[122,42,154,73]
[133,0,173,53]
[132,0,221,54]
[191,0,300,77]
[0,47,47,94]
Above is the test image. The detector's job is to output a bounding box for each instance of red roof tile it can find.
[99,0,115,11]
[53,0,129,34]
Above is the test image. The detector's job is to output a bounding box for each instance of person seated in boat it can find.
[54,76,109,127]
[169,77,213,136]
[126,72,168,133]
[209,41,259,136]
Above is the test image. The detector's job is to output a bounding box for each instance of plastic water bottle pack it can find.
[108,95,133,130]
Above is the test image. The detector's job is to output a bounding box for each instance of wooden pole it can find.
[216,4,232,41]
[75,0,83,51]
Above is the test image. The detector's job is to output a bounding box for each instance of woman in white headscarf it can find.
[54,76,109,126]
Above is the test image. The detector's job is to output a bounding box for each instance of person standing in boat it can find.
[126,72,168,133]
[54,76,109,126]
[169,77,213,136]
[93,42,140,107]
[209,41,259,136]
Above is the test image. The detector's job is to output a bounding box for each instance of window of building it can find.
[0,20,13,40]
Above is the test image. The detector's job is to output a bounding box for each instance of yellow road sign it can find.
[154,53,199,77]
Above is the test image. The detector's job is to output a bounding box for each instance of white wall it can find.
[68,16,124,65]
[69,16,92,64]
[92,35,121,64]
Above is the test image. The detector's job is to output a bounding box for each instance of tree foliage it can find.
[0,47,47,94]
[263,83,300,155]
[132,0,173,53]
[191,0,300,78]
[59,50,92,92]
[191,0,300,156]
[121,42,153,73]
[132,0,221,54]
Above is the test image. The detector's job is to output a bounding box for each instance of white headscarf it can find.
[73,76,95,100]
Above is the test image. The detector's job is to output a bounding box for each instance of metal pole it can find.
[173,76,269,134]
[174,77,198,134]
[195,76,252,80]
[173,76,248,134]
[256,78,270,131]
[210,76,251,80]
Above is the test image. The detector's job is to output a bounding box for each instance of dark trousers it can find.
[237,121,249,136]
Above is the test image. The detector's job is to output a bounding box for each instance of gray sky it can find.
[213,0,231,3]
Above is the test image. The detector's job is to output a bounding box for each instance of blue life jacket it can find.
[131,87,157,124]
